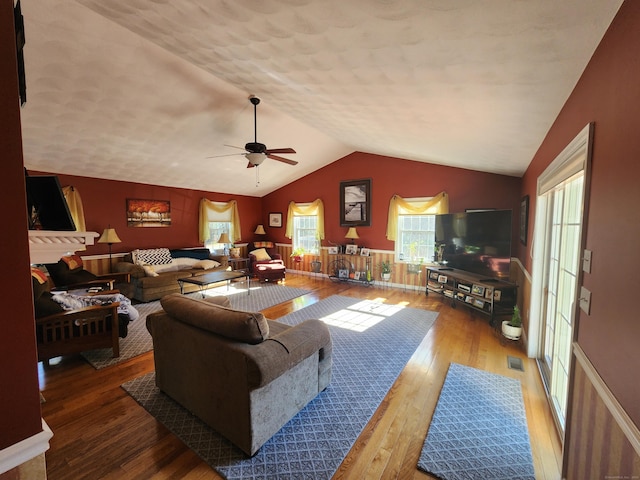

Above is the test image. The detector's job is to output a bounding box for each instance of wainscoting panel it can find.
[565,344,640,479]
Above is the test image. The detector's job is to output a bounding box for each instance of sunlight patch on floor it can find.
[201,284,259,297]
[320,299,406,332]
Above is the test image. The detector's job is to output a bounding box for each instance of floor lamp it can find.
[98,226,121,272]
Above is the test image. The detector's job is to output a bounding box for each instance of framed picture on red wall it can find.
[269,212,282,228]
[340,179,371,227]
[126,198,171,227]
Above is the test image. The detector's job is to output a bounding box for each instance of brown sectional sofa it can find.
[114,247,229,302]
[146,293,332,456]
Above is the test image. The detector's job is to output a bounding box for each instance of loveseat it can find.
[114,248,229,302]
[146,293,332,456]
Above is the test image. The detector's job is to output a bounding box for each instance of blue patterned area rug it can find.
[417,363,535,480]
[122,295,438,479]
[81,284,310,369]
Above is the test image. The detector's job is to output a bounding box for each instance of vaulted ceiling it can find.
[19,0,622,196]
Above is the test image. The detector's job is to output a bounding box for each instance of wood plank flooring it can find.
[38,274,562,479]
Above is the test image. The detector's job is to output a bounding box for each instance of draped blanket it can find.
[52,292,139,320]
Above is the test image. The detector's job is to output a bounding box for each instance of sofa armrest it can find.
[244,319,331,388]
[209,254,228,268]
[114,261,145,279]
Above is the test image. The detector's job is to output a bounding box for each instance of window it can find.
[386,193,448,263]
[204,221,232,252]
[293,214,319,254]
[396,214,436,262]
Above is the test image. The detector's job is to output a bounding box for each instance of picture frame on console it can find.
[340,179,371,227]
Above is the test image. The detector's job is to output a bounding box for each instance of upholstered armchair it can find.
[248,242,286,282]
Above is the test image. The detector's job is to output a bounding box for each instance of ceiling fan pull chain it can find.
[255,165,260,187]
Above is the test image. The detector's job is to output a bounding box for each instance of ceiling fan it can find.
[211,96,298,168]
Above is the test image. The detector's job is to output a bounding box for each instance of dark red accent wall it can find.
[0,1,43,450]
[521,0,640,424]
[262,152,522,251]
[28,172,263,256]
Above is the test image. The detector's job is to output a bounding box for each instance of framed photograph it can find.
[520,195,529,245]
[354,271,361,280]
[126,198,171,227]
[345,244,358,255]
[338,269,349,279]
[360,248,370,256]
[328,246,339,254]
[484,288,493,299]
[471,284,485,296]
[269,212,282,228]
[340,179,371,227]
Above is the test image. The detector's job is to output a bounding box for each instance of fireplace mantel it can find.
[28,230,99,264]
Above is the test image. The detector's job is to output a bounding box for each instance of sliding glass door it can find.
[531,123,592,436]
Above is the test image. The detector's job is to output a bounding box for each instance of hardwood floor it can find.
[38,274,562,479]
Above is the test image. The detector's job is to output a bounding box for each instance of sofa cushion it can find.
[61,254,83,271]
[170,248,211,260]
[160,293,269,344]
[250,248,271,261]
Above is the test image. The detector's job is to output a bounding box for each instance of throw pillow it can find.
[61,254,83,271]
[192,259,220,270]
[31,266,48,285]
[250,248,271,261]
[132,248,172,265]
[142,265,159,277]
[160,293,269,344]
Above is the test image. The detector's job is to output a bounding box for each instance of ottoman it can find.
[255,263,286,283]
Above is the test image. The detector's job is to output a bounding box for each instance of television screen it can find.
[25,175,76,231]
[435,210,512,278]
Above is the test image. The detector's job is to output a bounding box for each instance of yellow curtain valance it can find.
[386,192,449,241]
[198,199,241,243]
[285,199,325,240]
[62,186,86,232]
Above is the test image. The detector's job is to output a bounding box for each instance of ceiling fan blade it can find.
[268,154,298,165]
[206,153,244,159]
[247,162,255,169]
[224,144,246,151]
[265,148,296,155]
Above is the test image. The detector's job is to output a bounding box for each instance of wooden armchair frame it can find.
[36,302,120,362]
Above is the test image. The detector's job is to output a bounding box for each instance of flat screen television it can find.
[25,175,76,231]
[435,210,512,279]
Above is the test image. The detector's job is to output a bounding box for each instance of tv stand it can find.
[425,266,517,323]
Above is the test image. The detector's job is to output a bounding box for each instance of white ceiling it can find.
[19,0,622,197]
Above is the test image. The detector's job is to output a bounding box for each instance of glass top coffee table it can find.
[178,270,250,297]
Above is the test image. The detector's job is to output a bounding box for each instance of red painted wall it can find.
[521,0,640,424]
[263,152,522,251]
[0,1,43,450]
[27,172,263,257]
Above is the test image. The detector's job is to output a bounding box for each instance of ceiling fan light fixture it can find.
[246,152,266,166]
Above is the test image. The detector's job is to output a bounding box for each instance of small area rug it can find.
[417,363,535,480]
[122,295,438,479]
[82,283,309,369]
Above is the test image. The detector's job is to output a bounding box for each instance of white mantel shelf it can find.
[28,230,99,264]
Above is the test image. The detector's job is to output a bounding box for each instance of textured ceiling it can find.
[19,0,622,196]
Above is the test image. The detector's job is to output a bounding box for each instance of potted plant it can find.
[290,247,306,263]
[310,255,322,273]
[502,305,523,340]
[379,260,392,281]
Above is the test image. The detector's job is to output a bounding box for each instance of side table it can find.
[228,257,250,274]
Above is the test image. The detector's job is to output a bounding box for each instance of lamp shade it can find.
[345,227,360,240]
[98,227,121,244]
[217,232,231,244]
[254,224,266,235]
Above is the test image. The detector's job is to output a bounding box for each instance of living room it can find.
[3,2,640,480]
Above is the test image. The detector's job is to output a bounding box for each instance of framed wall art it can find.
[269,212,282,228]
[126,198,171,227]
[340,179,371,227]
[520,195,529,245]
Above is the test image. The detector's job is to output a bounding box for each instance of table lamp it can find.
[254,224,266,235]
[345,227,359,243]
[217,232,231,255]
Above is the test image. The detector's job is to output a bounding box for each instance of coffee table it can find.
[178,270,250,297]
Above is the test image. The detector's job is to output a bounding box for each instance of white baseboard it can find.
[0,419,53,475]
